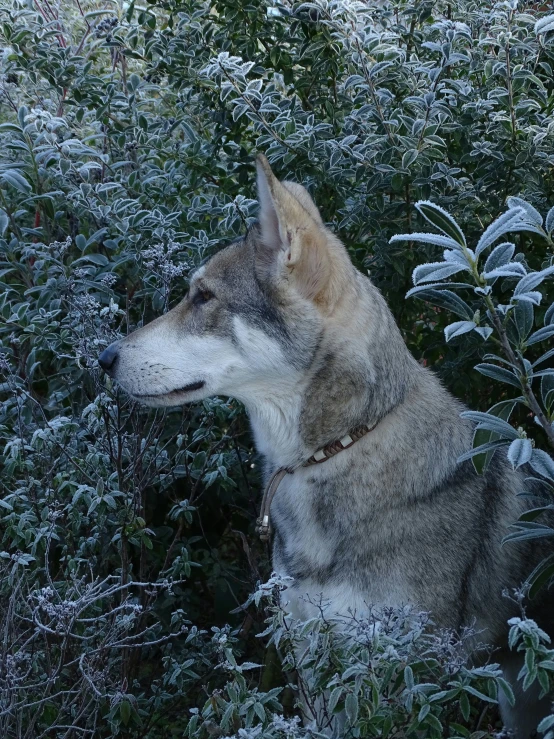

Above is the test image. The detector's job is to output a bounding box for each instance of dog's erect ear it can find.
[255,154,336,305]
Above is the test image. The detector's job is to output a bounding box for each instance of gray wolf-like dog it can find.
[99,155,553,736]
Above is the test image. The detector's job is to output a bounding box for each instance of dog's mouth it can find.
[133,380,206,400]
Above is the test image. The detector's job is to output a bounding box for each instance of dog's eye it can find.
[192,289,214,307]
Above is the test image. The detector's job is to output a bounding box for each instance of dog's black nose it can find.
[98,344,119,375]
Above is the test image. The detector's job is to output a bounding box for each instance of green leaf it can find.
[483,242,515,274]
[444,321,476,341]
[535,14,554,35]
[221,703,235,729]
[424,713,443,733]
[120,699,131,725]
[461,410,519,439]
[496,677,515,706]
[459,692,470,721]
[345,693,359,725]
[412,261,469,285]
[474,363,521,389]
[85,10,117,19]
[407,288,475,320]
[1,169,31,193]
[527,324,554,346]
[507,438,532,470]
[0,123,23,133]
[328,687,343,713]
[414,200,466,247]
[515,266,554,297]
[390,232,463,251]
[463,685,497,703]
[529,450,554,481]
[475,209,528,255]
[546,206,554,235]
[0,209,8,237]
[506,197,543,226]
[526,552,554,598]
[402,149,418,169]
[511,300,534,343]
[418,703,430,722]
[73,254,109,266]
[129,73,141,90]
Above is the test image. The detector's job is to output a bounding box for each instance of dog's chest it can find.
[271,468,340,571]
[269,464,412,617]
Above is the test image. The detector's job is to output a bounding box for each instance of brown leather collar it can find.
[255,423,376,542]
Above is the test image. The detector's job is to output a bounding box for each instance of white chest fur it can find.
[269,456,415,621]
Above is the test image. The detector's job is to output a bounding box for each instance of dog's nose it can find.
[98,343,119,375]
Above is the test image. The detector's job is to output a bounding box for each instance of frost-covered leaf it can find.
[406,287,475,319]
[506,197,543,226]
[483,242,515,274]
[537,714,554,733]
[412,261,469,285]
[402,149,418,169]
[474,326,493,340]
[1,169,31,193]
[414,200,466,247]
[526,325,554,346]
[515,291,543,306]
[458,440,509,463]
[406,282,475,296]
[515,266,554,296]
[328,687,343,713]
[529,450,554,481]
[418,703,430,722]
[444,249,471,267]
[0,209,8,237]
[534,348,554,369]
[511,301,534,343]
[390,232,463,251]
[345,693,359,725]
[507,439,533,469]
[527,552,554,599]
[535,14,554,35]
[546,206,554,235]
[475,208,526,255]
[460,411,519,439]
[483,262,527,280]
[444,320,476,341]
[474,363,522,389]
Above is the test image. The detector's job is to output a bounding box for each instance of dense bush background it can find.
[1,0,554,736]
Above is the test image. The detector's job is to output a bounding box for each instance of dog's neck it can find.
[243,348,419,470]
[242,281,423,470]
[242,381,308,469]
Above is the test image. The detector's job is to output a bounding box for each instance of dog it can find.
[99,155,553,736]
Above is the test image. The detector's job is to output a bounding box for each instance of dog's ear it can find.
[255,154,336,306]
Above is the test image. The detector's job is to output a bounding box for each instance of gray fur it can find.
[100,157,553,737]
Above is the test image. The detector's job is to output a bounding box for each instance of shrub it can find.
[0,0,553,736]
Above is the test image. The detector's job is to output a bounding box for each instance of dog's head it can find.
[98,156,357,408]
